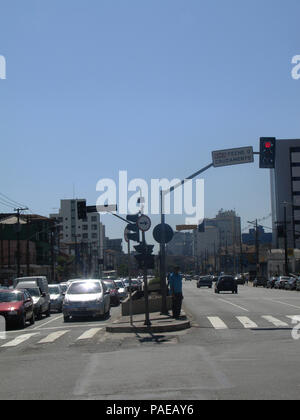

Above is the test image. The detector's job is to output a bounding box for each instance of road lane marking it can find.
[286,315,300,322]
[217,298,249,312]
[38,330,69,344]
[32,315,63,330]
[236,317,258,329]
[262,316,289,327]
[263,300,300,310]
[1,333,39,348]
[207,317,228,330]
[77,328,103,340]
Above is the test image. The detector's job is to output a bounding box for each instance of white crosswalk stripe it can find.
[236,316,258,329]
[38,330,69,344]
[261,316,289,327]
[76,328,103,340]
[1,333,39,348]
[207,317,228,330]
[286,315,300,322]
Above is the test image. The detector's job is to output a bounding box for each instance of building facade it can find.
[166,232,193,256]
[50,199,104,277]
[270,139,300,249]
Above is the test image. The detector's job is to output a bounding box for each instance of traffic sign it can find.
[212,146,254,168]
[176,225,197,231]
[153,223,174,244]
[137,215,151,232]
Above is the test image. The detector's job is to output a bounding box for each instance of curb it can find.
[106,320,190,334]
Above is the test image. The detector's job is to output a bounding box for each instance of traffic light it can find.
[126,214,140,242]
[259,138,276,168]
[134,244,155,269]
[77,200,87,220]
[126,223,139,242]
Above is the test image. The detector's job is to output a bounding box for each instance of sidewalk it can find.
[106,310,191,333]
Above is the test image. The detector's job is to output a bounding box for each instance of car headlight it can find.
[9,310,18,315]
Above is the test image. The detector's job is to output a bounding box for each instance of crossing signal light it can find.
[77,200,87,220]
[126,214,139,223]
[259,138,276,168]
[126,223,139,242]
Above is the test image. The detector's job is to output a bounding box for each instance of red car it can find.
[0,288,35,329]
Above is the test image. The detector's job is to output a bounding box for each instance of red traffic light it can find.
[265,141,272,149]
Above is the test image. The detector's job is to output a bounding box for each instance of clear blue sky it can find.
[0,0,300,243]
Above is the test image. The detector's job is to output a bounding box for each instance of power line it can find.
[0,192,27,208]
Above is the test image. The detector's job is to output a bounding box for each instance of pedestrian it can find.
[168,266,183,320]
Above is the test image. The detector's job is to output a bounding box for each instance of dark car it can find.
[253,277,267,288]
[215,276,238,294]
[296,278,300,291]
[103,281,120,306]
[267,277,277,289]
[0,288,35,329]
[197,276,213,288]
[285,278,297,291]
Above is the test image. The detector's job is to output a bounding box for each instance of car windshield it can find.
[115,281,124,288]
[68,282,102,295]
[23,288,41,297]
[60,285,68,293]
[0,292,22,302]
[103,282,115,290]
[49,286,60,294]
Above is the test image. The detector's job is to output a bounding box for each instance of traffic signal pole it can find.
[160,163,214,315]
[142,231,151,327]
[127,239,133,326]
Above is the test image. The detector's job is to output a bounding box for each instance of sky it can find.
[0,0,300,246]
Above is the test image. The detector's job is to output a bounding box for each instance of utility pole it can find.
[14,207,28,278]
[284,204,289,276]
[248,219,259,277]
[255,220,259,276]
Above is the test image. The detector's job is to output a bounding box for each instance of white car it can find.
[62,279,110,322]
[114,279,128,301]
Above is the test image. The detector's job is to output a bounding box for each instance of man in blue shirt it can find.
[168,266,183,319]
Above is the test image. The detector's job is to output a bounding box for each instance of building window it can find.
[91,216,97,222]
[92,233,98,239]
[83,234,88,239]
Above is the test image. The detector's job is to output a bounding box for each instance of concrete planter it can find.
[121,294,172,316]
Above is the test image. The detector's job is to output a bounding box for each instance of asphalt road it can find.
[0,283,300,400]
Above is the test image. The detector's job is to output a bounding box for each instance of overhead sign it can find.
[212,146,254,168]
[176,225,197,231]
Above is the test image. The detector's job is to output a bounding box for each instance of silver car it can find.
[62,280,110,322]
[49,284,64,313]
